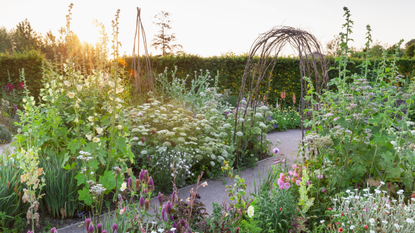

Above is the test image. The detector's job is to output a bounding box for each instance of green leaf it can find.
[68,139,81,154]
[78,187,92,206]
[99,171,117,194]
[75,173,86,187]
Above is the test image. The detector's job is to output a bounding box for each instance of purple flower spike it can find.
[97,223,103,233]
[118,193,122,202]
[139,169,144,181]
[112,223,118,233]
[128,177,133,189]
[50,228,58,233]
[139,196,145,207]
[166,201,172,213]
[273,147,280,154]
[162,208,168,222]
[158,192,163,206]
[88,223,94,233]
[85,218,91,230]
[148,177,154,189]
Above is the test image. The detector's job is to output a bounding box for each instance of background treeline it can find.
[2,51,415,107]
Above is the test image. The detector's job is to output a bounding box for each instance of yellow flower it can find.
[67,92,75,98]
[93,137,100,143]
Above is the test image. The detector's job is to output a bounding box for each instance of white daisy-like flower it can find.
[120,182,127,191]
[67,92,75,98]
[64,80,71,87]
[96,127,103,135]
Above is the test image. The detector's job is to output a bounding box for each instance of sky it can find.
[0,0,414,57]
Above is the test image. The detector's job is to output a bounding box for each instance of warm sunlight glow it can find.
[72,22,101,45]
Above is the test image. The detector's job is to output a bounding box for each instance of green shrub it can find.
[0,124,12,144]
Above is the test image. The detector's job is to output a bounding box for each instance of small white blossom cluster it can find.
[90,183,106,196]
[329,183,415,232]
[77,151,93,161]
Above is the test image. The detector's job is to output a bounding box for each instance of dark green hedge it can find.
[2,50,415,108]
[124,54,415,107]
[0,50,45,102]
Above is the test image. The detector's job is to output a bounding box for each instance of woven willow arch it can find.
[233,26,329,160]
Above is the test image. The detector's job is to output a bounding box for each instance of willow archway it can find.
[233,26,329,159]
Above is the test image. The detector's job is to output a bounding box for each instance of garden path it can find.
[56,129,303,233]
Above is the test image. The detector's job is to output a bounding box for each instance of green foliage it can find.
[0,160,25,228]
[0,124,12,144]
[39,155,82,219]
[406,43,415,58]
[268,105,301,131]
[0,50,44,103]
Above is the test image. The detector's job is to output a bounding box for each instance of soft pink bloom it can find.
[293,172,299,177]
[318,174,324,179]
[292,164,298,170]
[284,182,291,189]
[296,180,301,186]
[288,170,294,176]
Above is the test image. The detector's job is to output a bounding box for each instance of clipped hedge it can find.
[124,54,415,107]
[0,50,45,102]
[1,50,415,107]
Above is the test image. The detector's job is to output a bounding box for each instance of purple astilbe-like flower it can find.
[50,228,58,233]
[143,170,149,183]
[112,223,118,233]
[273,147,280,154]
[128,177,133,189]
[148,177,154,191]
[139,169,144,181]
[88,223,94,233]
[171,191,176,204]
[180,219,186,226]
[97,223,103,233]
[85,218,91,231]
[139,196,145,207]
[166,201,172,213]
[158,192,164,206]
[162,207,168,222]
